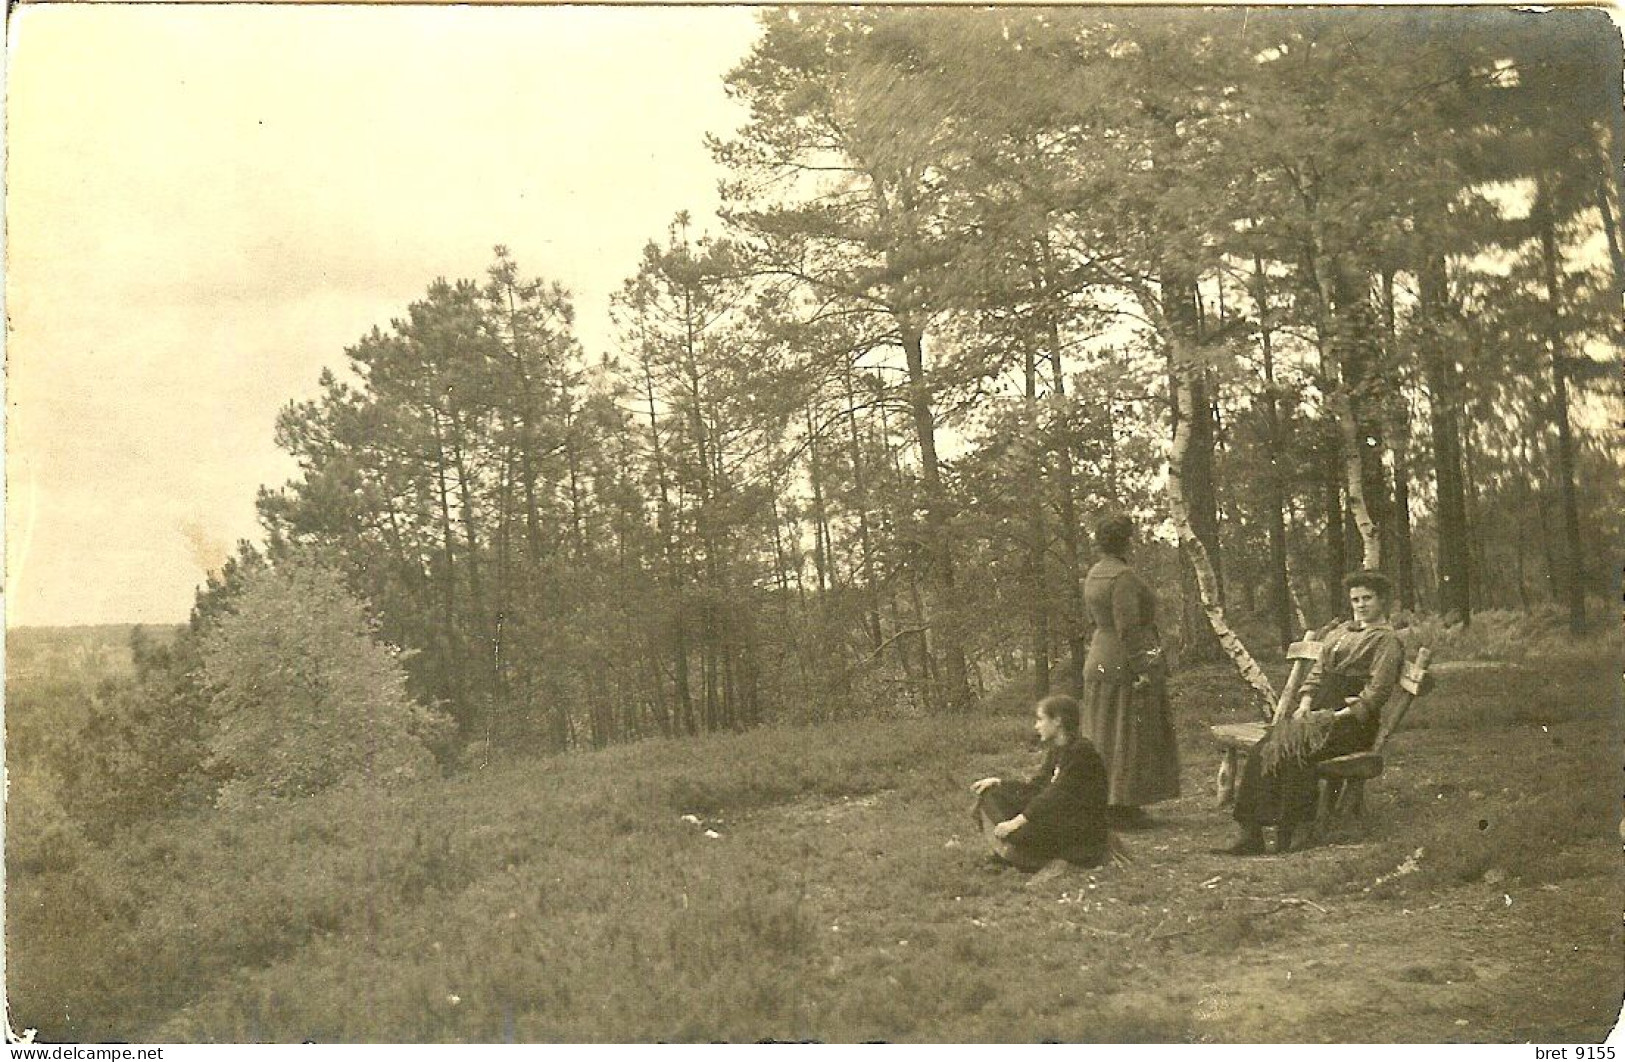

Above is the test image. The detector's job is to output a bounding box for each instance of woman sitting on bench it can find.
[1221,571,1405,855]
[971,694,1112,870]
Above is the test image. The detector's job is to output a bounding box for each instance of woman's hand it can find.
[971,777,1001,795]
[1293,696,1313,720]
[992,815,1024,840]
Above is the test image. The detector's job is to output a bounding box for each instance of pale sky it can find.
[5,4,763,627]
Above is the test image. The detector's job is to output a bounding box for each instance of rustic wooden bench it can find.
[1209,632,1435,833]
[1312,647,1434,826]
[1211,629,1327,806]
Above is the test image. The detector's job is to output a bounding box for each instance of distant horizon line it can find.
[7,620,188,632]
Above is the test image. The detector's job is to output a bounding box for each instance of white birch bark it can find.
[1163,327,1277,711]
[1307,224,1382,572]
[1338,400,1382,571]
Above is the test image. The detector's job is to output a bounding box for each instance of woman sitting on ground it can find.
[971,694,1112,870]
[1222,571,1405,855]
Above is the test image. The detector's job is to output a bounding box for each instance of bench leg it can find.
[1316,778,1343,834]
[1342,778,1366,817]
[1216,750,1239,807]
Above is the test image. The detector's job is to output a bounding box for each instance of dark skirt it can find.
[973,785,1106,871]
[1080,661,1181,807]
[1233,673,1378,829]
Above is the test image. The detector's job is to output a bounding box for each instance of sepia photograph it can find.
[5,1,1623,1044]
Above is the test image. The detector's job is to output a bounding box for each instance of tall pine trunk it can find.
[500,279,546,560]
[841,362,884,651]
[1163,272,1225,664]
[805,404,832,598]
[1038,235,1090,684]
[426,403,469,724]
[642,354,696,735]
[1596,175,1625,299]
[1417,254,1471,624]
[1252,255,1295,649]
[1537,202,1588,632]
[1023,340,1050,695]
[1308,233,1380,571]
[899,317,973,711]
[1380,270,1418,610]
[879,399,935,710]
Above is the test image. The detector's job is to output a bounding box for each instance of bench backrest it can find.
[1268,628,1330,723]
[1373,647,1434,753]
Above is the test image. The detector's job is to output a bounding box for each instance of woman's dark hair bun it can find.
[1093,513,1134,556]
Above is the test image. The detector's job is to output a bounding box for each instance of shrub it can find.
[1401,607,1617,663]
[65,668,218,835]
[198,558,452,809]
[5,767,87,875]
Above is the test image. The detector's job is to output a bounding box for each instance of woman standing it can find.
[1080,514,1181,827]
[1222,571,1405,855]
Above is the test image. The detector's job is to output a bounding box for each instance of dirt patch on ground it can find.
[765,791,899,827]
[1165,873,1619,1042]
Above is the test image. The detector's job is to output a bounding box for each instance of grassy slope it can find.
[8,653,1622,1043]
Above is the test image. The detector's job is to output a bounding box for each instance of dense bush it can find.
[66,665,217,834]
[64,548,286,829]
[5,766,87,875]
[198,559,452,809]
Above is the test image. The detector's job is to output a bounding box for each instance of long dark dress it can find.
[1079,556,1180,807]
[975,740,1111,870]
[1233,620,1405,830]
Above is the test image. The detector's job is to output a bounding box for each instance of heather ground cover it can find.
[8,632,1620,1042]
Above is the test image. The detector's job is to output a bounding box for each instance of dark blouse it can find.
[1083,556,1164,679]
[1299,620,1405,726]
[1005,739,1110,861]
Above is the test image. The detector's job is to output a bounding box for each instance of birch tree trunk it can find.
[1319,429,1348,615]
[1308,225,1381,571]
[1167,345,1276,708]
[1136,276,1275,709]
